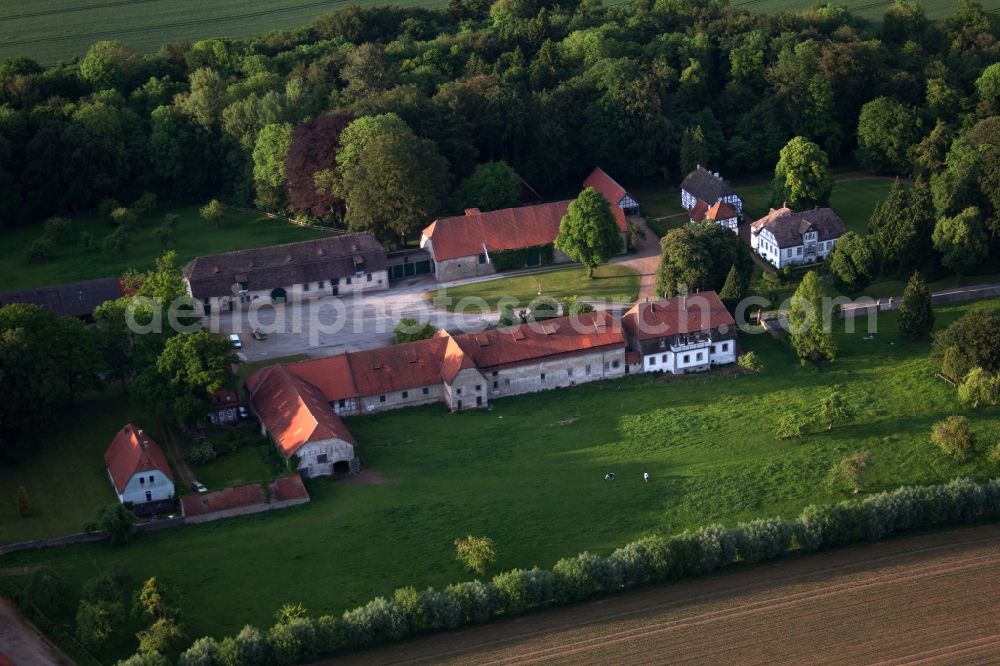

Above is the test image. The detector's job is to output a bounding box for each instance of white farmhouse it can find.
[104,424,175,509]
[750,205,846,269]
[247,364,358,478]
[680,166,743,218]
[622,291,736,374]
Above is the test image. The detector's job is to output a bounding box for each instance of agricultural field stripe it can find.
[0,0,352,48]
[0,0,159,23]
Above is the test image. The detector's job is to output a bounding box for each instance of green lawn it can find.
[637,176,893,241]
[430,264,640,313]
[189,428,278,490]
[0,389,164,544]
[3,299,999,664]
[0,204,331,290]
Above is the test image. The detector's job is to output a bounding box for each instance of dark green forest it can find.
[0,0,997,248]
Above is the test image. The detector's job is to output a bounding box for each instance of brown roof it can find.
[184,234,387,300]
[104,424,174,494]
[706,200,738,221]
[279,354,358,402]
[622,292,735,341]
[347,335,451,395]
[181,483,266,517]
[689,199,710,222]
[209,390,239,409]
[750,206,845,249]
[423,200,627,262]
[0,277,123,319]
[268,475,310,502]
[583,167,627,205]
[453,310,625,371]
[248,365,356,457]
[680,166,737,204]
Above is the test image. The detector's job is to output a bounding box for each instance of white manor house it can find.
[750,205,846,269]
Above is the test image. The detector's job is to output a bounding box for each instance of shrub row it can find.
[144,477,1000,666]
[489,244,554,272]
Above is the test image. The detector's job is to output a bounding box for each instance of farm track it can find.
[332,524,1000,665]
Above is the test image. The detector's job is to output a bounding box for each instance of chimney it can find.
[464,208,481,216]
[782,201,788,209]
[682,295,687,310]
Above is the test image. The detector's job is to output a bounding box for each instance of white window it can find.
[568,367,574,377]
[585,364,591,375]
[649,357,657,366]
[797,247,802,256]
[721,343,728,352]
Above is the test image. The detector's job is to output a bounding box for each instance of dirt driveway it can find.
[611,217,660,301]
[0,599,73,666]
[331,523,1000,665]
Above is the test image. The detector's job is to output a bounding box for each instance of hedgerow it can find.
[151,477,1000,666]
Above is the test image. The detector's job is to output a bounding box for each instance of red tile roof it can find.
[689,199,710,222]
[104,424,174,494]
[248,365,355,457]
[423,199,627,262]
[347,336,451,395]
[181,483,266,517]
[268,475,310,502]
[622,292,735,341]
[453,310,625,370]
[209,390,239,409]
[583,167,627,205]
[280,353,358,402]
[441,334,477,383]
[706,200,738,221]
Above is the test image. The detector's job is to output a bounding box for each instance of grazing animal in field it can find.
[604,473,615,481]
[643,472,650,482]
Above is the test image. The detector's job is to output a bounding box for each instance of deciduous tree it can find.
[454,535,497,575]
[656,222,751,298]
[451,161,521,212]
[933,206,989,277]
[771,136,833,209]
[554,188,622,278]
[828,231,876,293]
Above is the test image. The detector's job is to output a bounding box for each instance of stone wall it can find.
[485,348,627,399]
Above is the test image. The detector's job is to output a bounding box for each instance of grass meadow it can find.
[430,263,640,312]
[2,299,999,662]
[0,204,330,290]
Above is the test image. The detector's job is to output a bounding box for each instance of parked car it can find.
[191,481,207,493]
[252,329,268,341]
[228,333,242,349]
[238,405,249,419]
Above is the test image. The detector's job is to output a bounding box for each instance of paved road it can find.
[0,598,73,666]
[213,242,658,363]
[212,276,497,362]
[331,523,1000,665]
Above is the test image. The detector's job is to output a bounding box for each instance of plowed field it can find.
[338,524,1000,665]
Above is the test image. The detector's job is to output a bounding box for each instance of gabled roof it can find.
[706,200,738,221]
[583,167,628,205]
[422,199,627,262]
[680,166,737,204]
[184,234,387,300]
[104,424,174,494]
[452,310,625,370]
[0,277,123,319]
[622,292,735,342]
[347,336,452,394]
[247,365,355,457]
[750,206,846,249]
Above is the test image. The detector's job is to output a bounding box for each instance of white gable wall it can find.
[116,469,175,505]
